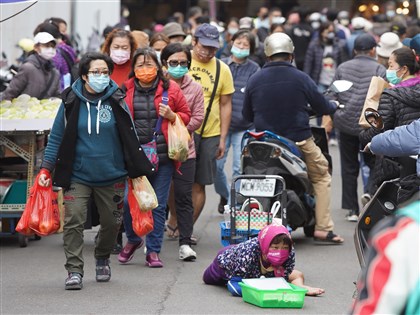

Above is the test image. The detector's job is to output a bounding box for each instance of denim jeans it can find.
[123,162,174,254]
[214,130,246,202]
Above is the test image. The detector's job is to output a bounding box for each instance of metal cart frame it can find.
[227,174,287,245]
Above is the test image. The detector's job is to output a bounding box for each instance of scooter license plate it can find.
[238,179,276,197]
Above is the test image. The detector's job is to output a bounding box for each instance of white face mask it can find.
[39,47,56,60]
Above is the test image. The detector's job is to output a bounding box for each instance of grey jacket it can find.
[333,55,386,136]
[3,54,60,100]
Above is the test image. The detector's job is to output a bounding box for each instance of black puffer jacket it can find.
[360,84,420,146]
[359,83,420,194]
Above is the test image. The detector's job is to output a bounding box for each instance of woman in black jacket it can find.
[359,47,420,196]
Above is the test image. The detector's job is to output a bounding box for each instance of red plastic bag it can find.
[16,174,60,236]
[128,179,154,237]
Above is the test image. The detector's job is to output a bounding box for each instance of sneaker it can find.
[117,240,144,264]
[346,210,359,222]
[111,243,122,255]
[96,258,111,282]
[65,272,83,290]
[218,197,228,214]
[361,193,371,208]
[179,245,197,261]
[329,138,338,146]
[145,252,163,268]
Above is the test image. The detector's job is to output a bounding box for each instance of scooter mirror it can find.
[364,108,384,130]
[329,80,353,93]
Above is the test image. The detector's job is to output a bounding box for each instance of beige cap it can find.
[162,22,186,39]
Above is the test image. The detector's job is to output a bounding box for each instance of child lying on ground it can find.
[203,223,324,296]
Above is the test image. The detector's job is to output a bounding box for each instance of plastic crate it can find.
[239,282,307,308]
[219,221,260,247]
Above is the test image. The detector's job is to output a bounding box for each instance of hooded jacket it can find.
[41,78,155,188]
[3,53,60,100]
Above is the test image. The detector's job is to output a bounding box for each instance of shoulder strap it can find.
[199,58,221,137]
[154,89,168,134]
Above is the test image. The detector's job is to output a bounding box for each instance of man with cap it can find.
[189,23,234,225]
[162,22,186,43]
[332,33,386,222]
[376,32,403,68]
[403,33,420,63]
[243,32,344,244]
[3,32,60,100]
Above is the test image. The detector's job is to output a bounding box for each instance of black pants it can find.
[173,158,195,246]
[338,132,362,212]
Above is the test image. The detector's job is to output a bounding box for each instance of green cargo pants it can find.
[63,181,125,276]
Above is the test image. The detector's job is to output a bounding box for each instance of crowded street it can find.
[1,0,420,314]
[1,146,361,314]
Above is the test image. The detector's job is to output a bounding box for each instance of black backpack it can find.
[57,47,79,84]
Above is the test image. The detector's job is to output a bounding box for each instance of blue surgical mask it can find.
[88,74,110,93]
[167,65,189,79]
[231,45,250,59]
[386,68,402,85]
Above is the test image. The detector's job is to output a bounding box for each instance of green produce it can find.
[0,94,61,119]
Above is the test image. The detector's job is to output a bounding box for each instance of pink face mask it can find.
[266,249,290,267]
[110,49,130,65]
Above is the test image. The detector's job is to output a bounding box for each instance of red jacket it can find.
[124,77,191,171]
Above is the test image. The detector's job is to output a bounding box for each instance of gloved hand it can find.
[38,168,51,187]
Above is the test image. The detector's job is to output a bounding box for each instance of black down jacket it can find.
[359,83,420,194]
[360,84,420,145]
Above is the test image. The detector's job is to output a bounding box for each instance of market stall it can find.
[0,95,60,246]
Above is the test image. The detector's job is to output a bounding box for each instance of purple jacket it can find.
[52,42,77,91]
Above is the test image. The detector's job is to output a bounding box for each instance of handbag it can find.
[233,198,272,230]
[359,76,390,129]
[140,90,169,171]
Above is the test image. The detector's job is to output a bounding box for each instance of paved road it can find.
[0,145,361,314]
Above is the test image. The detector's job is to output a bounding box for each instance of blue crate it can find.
[220,221,260,247]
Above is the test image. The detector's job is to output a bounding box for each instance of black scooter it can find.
[240,80,352,236]
[354,108,418,267]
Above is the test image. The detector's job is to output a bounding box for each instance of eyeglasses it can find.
[167,60,189,67]
[88,70,110,76]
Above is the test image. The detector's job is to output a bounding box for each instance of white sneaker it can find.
[179,245,197,261]
[346,210,359,222]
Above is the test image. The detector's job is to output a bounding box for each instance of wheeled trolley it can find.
[220,174,287,246]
